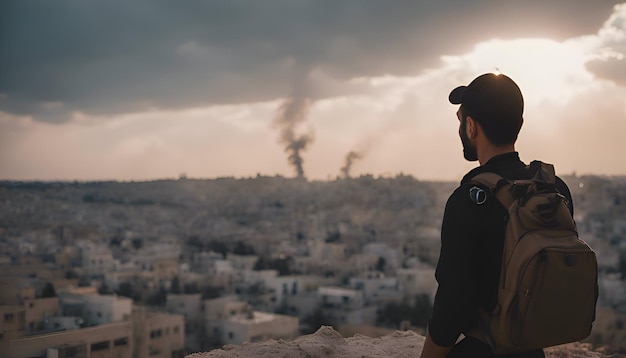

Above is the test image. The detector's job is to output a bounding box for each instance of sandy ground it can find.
[188,326,623,358]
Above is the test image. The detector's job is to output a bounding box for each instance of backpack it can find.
[467,161,598,354]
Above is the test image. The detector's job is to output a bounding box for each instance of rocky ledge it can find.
[187,326,623,358]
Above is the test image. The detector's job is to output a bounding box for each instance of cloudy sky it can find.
[1,1,625,181]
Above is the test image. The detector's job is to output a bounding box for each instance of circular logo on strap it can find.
[469,186,487,205]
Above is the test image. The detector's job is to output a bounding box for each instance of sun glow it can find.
[443,38,594,106]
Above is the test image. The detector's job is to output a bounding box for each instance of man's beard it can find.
[460,118,478,162]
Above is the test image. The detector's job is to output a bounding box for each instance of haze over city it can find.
[1,1,625,181]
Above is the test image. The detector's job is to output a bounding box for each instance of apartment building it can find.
[203,296,247,347]
[1,296,61,340]
[0,305,25,341]
[23,297,60,335]
[165,294,203,352]
[80,244,116,278]
[0,321,132,358]
[131,308,185,358]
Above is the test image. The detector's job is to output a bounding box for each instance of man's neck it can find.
[478,144,516,165]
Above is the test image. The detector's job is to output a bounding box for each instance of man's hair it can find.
[460,104,523,146]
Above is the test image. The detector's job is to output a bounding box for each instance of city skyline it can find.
[1,1,625,181]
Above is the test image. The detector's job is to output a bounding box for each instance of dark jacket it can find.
[427,152,573,348]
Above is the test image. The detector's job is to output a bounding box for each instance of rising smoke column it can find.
[340,150,363,178]
[273,97,314,178]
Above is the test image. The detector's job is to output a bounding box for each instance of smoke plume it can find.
[341,150,363,178]
[273,97,314,179]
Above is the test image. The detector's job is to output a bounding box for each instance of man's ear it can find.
[466,116,477,138]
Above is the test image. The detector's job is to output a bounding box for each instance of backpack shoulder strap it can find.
[470,161,557,207]
[470,172,515,208]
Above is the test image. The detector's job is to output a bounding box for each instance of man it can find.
[420,73,573,357]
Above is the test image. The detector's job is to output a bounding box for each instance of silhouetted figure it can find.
[420,74,576,358]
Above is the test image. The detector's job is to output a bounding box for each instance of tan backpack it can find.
[467,161,598,354]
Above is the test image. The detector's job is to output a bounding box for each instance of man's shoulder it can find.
[446,182,482,209]
[460,166,487,185]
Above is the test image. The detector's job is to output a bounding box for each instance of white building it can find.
[203,296,248,346]
[59,293,132,326]
[396,267,437,300]
[221,310,299,345]
[80,244,116,278]
[362,243,401,272]
[83,294,133,326]
[133,242,182,271]
[226,254,258,271]
[241,269,278,285]
[318,286,363,310]
[317,286,377,326]
[191,251,223,274]
[261,275,299,311]
[309,241,347,263]
[344,253,379,276]
[349,273,403,304]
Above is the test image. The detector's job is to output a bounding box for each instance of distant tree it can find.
[301,308,334,334]
[41,283,57,298]
[77,276,91,287]
[271,256,293,276]
[376,302,413,328]
[131,238,143,250]
[376,294,432,328]
[233,241,255,255]
[208,241,228,257]
[116,282,140,302]
[253,255,292,275]
[325,231,341,243]
[376,257,386,272]
[185,235,205,250]
[205,335,224,350]
[98,282,111,294]
[170,276,181,294]
[201,286,222,300]
[184,282,200,294]
[83,194,97,203]
[619,250,626,280]
[109,237,123,247]
[146,287,168,306]
[253,256,266,271]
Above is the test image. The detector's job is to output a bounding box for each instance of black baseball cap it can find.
[449,73,524,124]
[449,73,524,145]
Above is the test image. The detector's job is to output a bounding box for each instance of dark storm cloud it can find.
[0,0,621,122]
